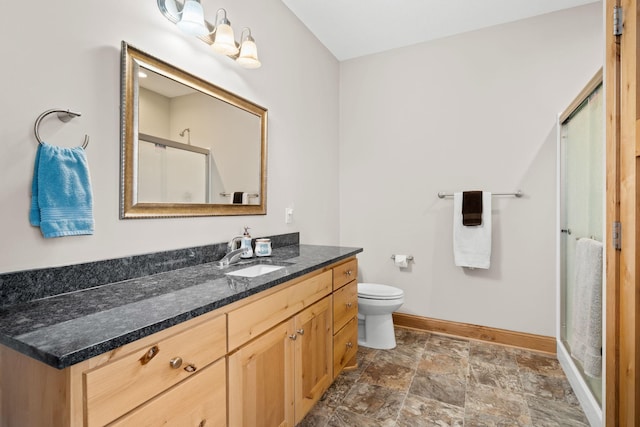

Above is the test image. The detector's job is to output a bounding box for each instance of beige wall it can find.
[1,0,604,338]
[0,0,340,272]
[338,3,603,336]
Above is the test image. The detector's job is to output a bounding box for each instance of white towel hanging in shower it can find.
[570,237,603,378]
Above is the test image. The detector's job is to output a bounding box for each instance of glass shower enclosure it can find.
[557,71,603,426]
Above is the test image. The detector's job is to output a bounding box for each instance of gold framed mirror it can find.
[120,41,267,218]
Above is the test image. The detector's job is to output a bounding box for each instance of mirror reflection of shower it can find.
[179,128,191,145]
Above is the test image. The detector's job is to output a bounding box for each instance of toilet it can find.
[357,283,405,349]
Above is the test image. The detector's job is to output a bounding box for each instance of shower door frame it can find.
[604,0,639,425]
[557,69,604,427]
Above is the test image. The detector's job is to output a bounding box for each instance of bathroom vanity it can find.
[0,242,361,426]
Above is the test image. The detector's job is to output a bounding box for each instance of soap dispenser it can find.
[240,226,253,258]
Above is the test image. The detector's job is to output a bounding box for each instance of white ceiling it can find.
[281,0,600,61]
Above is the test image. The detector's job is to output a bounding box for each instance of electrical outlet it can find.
[285,208,294,224]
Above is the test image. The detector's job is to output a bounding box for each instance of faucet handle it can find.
[228,236,244,252]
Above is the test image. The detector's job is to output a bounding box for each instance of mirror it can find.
[120,41,267,218]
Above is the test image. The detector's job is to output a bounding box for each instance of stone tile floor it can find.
[299,327,590,426]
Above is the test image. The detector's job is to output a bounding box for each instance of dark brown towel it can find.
[462,191,483,226]
[232,192,244,204]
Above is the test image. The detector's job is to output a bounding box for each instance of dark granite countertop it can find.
[0,244,362,369]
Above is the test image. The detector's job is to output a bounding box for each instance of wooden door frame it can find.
[605,0,639,425]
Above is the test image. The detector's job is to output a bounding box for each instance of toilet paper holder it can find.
[390,255,414,261]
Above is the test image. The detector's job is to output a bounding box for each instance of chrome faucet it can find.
[214,236,247,268]
[216,248,246,268]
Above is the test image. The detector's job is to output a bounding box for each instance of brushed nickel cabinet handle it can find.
[169,357,183,369]
[346,302,352,308]
[344,270,353,276]
[346,342,353,348]
[139,345,159,365]
[289,334,298,340]
[297,328,305,335]
[184,364,197,373]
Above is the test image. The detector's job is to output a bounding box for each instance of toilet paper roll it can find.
[394,255,408,268]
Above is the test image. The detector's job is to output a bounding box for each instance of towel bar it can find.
[575,235,598,242]
[219,192,259,198]
[34,109,89,148]
[437,190,523,199]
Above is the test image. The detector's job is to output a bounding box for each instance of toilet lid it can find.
[358,283,404,299]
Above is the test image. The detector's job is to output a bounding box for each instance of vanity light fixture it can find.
[156,0,261,69]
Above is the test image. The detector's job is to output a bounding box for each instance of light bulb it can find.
[212,23,238,56]
[237,39,261,69]
[176,0,208,37]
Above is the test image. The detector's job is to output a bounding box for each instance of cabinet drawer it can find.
[228,270,332,351]
[332,259,357,290]
[108,358,226,427]
[85,314,227,427]
[333,280,357,332]
[333,317,358,378]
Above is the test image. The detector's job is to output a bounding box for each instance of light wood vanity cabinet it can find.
[228,271,334,426]
[227,258,357,426]
[0,310,228,427]
[0,256,358,427]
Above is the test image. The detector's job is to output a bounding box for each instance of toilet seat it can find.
[358,283,404,300]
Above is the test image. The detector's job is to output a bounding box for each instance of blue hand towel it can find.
[30,143,94,238]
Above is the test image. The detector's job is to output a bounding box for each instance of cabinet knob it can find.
[346,302,352,308]
[297,328,305,335]
[169,357,183,369]
[346,342,353,348]
[344,270,353,276]
[184,364,197,373]
[289,334,298,341]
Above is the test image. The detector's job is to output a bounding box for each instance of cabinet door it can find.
[228,320,295,427]
[294,296,333,424]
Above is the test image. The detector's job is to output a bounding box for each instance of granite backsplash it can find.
[0,232,300,309]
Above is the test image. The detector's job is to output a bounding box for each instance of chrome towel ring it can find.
[34,109,89,149]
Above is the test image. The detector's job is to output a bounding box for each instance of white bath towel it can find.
[570,238,603,378]
[453,192,491,269]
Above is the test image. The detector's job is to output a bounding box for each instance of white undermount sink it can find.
[226,264,284,278]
